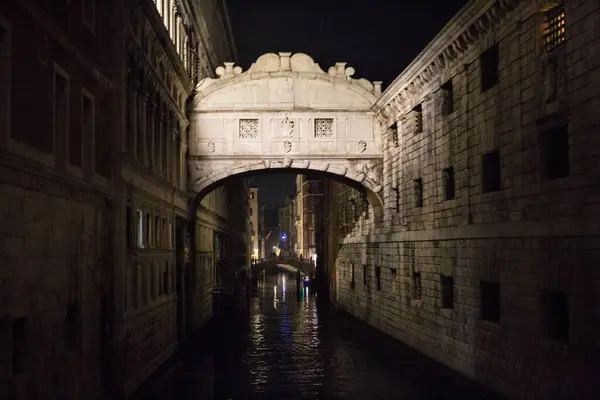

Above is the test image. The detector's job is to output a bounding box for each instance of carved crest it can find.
[284,141,293,153]
[207,141,215,153]
[358,140,367,153]
[280,118,295,137]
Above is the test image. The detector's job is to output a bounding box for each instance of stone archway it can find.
[188,52,384,217]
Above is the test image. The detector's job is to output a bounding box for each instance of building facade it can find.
[319,0,600,399]
[259,203,266,259]
[0,2,117,398]
[248,187,259,261]
[277,195,296,256]
[0,0,245,398]
[296,174,323,262]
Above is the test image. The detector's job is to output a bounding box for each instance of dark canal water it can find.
[136,272,505,399]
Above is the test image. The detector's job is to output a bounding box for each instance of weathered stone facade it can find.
[323,0,600,399]
[0,0,246,398]
[0,1,116,398]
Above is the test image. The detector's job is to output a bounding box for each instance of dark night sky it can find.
[225,0,469,208]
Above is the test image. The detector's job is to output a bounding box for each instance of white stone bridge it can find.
[188,52,385,216]
[252,254,315,277]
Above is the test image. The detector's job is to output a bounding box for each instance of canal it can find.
[135,272,505,399]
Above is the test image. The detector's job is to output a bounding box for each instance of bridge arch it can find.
[187,52,385,219]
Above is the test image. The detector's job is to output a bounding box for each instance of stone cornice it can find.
[374,0,528,127]
[140,0,192,90]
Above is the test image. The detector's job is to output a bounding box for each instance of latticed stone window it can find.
[413,178,423,207]
[412,271,422,300]
[390,122,399,147]
[239,118,259,139]
[314,118,334,138]
[412,104,423,134]
[544,5,565,53]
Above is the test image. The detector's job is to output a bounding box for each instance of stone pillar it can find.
[146,93,155,169]
[154,103,162,174]
[165,114,171,183]
[128,75,138,157]
[140,87,148,163]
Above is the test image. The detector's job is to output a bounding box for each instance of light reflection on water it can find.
[140,271,507,400]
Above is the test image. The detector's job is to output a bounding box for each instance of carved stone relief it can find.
[540,52,564,105]
[358,140,367,153]
[280,118,295,137]
[207,141,215,153]
[284,141,292,153]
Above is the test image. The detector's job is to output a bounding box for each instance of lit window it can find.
[137,210,144,248]
[544,6,565,53]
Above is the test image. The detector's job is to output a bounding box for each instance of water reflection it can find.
[140,270,505,400]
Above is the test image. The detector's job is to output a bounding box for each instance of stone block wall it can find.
[0,170,112,400]
[326,0,600,399]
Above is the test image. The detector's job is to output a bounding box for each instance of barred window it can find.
[544,6,565,52]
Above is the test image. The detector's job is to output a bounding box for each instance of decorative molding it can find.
[375,0,528,127]
[194,52,382,102]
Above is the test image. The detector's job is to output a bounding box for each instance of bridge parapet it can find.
[253,255,315,276]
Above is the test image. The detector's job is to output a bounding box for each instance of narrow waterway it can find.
[137,272,505,399]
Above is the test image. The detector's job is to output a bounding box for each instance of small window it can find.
[145,213,152,247]
[155,216,161,248]
[392,187,400,211]
[441,275,454,309]
[412,271,422,300]
[351,263,355,285]
[362,265,368,285]
[375,266,381,290]
[442,166,455,200]
[441,79,454,115]
[54,70,69,155]
[544,5,566,53]
[413,178,423,207]
[239,119,259,139]
[480,280,501,322]
[249,192,254,200]
[81,92,94,169]
[541,125,570,180]
[12,317,28,374]
[66,302,80,350]
[480,43,499,92]
[136,209,144,249]
[126,205,133,249]
[540,290,569,343]
[482,150,501,193]
[314,118,334,138]
[390,122,399,147]
[412,104,423,134]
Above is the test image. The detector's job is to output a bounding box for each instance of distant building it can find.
[248,187,259,261]
[278,195,296,256]
[296,174,323,262]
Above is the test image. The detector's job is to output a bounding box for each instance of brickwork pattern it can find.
[0,181,111,399]
[327,1,600,399]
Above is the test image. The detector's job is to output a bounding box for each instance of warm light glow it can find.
[544,7,565,52]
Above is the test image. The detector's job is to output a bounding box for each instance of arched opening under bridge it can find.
[187,52,385,221]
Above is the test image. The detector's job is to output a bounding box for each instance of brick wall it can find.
[327,1,600,398]
[0,172,112,399]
